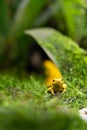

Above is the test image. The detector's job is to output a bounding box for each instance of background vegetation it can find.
[0,0,87,129]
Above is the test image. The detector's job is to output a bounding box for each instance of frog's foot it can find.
[62,84,67,92]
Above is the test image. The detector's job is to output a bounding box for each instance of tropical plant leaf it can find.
[0,0,9,36]
[10,0,47,39]
[25,28,87,88]
[34,0,61,26]
[55,0,86,41]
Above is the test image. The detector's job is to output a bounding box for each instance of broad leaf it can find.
[25,28,87,88]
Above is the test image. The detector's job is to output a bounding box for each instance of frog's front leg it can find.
[47,87,55,95]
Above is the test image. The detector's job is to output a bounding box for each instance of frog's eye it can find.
[53,79,55,82]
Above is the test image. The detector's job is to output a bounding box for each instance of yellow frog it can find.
[43,60,67,94]
[47,78,67,94]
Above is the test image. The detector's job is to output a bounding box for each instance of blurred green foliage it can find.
[0,0,87,70]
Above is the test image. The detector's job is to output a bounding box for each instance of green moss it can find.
[0,74,87,130]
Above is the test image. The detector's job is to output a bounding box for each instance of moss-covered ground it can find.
[0,73,87,130]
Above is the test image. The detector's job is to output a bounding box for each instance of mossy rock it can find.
[25,28,87,89]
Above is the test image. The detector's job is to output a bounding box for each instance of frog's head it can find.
[52,78,67,93]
